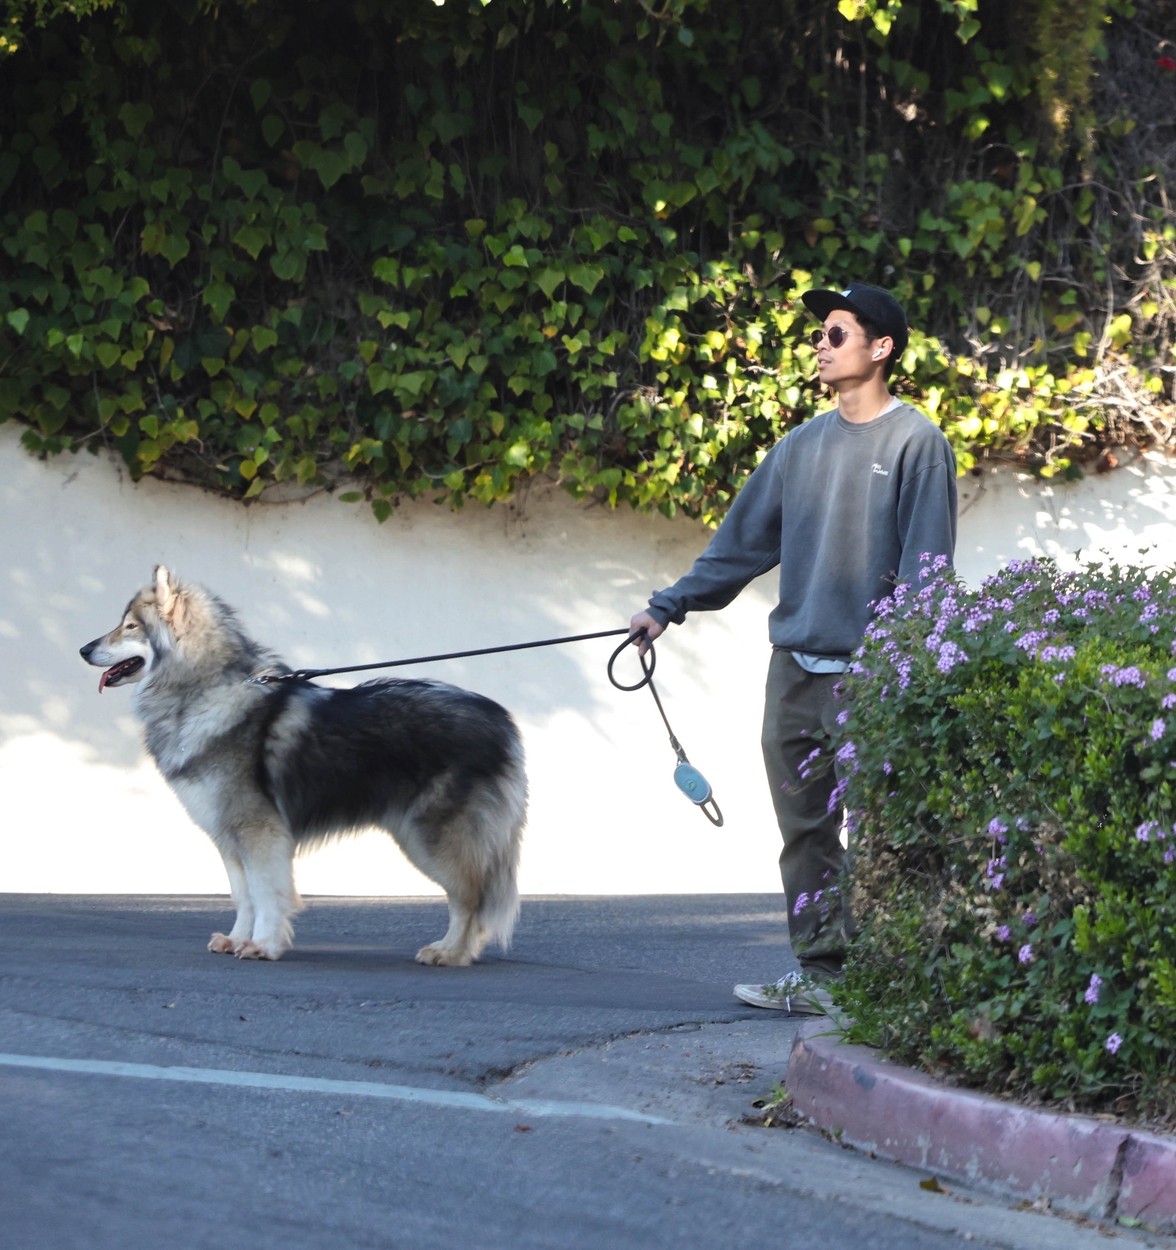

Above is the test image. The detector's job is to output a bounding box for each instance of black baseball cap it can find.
[801,283,909,358]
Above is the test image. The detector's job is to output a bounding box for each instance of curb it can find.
[786,1023,1176,1232]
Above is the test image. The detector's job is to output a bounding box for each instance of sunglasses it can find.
[809,325,867,349]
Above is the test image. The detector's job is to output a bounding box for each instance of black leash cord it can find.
[256,627,638,684]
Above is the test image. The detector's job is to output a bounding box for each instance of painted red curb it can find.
[786,1023,1176,1231]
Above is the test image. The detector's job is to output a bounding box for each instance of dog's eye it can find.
[124,620,138,630]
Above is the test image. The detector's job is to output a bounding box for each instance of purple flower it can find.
[1038,645,1076,663]
[798,747,823,780]
[1022,911,1037,928]
[1084,974,1102,1005]
[1018,944,1034,965]
[1103,665,1146,689]
[936,641,969,674]
[826,776,850,814]
[793,892,810,915]
[1151,719,1166,742]
[995,925,1011,942]
[1106,1032,1123,1054]
[987,818,1009,837]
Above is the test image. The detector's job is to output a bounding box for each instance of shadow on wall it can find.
[0,425,737,774]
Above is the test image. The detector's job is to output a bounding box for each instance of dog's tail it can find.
[476,764,526,952]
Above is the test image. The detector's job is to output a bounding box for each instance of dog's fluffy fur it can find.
[80,567,526,965]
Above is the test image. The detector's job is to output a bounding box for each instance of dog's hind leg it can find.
[416,893,484,967]
[414,823,521,967]
[208,848,255,955]
[229,825,302,961]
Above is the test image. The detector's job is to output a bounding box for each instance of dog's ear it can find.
[153,566,181,626]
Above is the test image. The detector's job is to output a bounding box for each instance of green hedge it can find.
[835,558,1176,1127]
[0,0,1171,524]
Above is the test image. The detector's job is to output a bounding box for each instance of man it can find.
[629,282,957,1013]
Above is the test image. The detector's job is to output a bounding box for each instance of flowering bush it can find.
[833,557,1176,1127]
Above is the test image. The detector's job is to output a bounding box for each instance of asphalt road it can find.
[1,893,1166,1250]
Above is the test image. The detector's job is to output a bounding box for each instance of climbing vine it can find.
[0,0,1171,524]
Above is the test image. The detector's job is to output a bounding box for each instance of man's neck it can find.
[836,379,895,425]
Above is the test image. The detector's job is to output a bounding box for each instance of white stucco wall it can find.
[3,421,1175,897]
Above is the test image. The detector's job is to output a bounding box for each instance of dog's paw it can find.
[233,940,282,961]
[208,932,237,954]
[415,943,472,967]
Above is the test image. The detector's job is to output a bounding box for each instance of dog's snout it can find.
[80,639,97,661]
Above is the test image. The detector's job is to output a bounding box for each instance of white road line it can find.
[0,1052,673,1126]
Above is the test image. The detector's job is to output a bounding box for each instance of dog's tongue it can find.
[98,669,112,693]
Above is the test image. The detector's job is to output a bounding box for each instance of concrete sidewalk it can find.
[787,1023,1176,1234]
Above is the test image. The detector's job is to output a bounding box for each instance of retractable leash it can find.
[251,627,724,826]
[607,635,725,827]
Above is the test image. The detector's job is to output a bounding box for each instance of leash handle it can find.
[606,630,656,692]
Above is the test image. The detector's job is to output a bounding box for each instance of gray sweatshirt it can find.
[646,402,958,659]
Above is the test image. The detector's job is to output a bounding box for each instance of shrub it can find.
[833,557,1176,1128]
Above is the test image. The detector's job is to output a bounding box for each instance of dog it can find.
[79,566,526,966]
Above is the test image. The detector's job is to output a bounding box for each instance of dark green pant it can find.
[760,648,851,979]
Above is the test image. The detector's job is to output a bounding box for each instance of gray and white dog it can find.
[80,566,526,965]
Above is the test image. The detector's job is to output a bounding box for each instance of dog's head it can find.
[79,566,186,692]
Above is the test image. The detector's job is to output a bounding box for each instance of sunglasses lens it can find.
[827,326,846,348]
[808,330,822,347]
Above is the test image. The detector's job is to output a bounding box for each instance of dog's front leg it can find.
[208,848,254,955]
[232,825,301,960]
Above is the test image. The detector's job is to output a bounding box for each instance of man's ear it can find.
[872,336,893,361]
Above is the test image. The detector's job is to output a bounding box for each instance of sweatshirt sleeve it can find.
[646,445,784,626]
[894,450,958,587]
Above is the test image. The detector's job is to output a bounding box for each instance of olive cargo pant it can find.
[760,647,851,980]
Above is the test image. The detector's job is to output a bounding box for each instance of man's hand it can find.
[628,610,664,657]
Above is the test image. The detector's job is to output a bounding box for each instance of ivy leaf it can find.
[262,113,285,148]
[118,101,154,139]
[201,280,235,323]
[233,225,270,260]
[567,264,605,295]
[536,267,564,298]
[516,101,544,132]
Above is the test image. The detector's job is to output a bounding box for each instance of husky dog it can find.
[79,567,526,966]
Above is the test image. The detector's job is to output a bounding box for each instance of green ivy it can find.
[0,0,1171,525]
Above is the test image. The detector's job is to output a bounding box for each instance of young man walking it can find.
[629,282,958,1013]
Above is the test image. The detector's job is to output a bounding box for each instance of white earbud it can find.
[873,350,884,359]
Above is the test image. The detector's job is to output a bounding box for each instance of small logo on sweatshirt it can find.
[871,463,890,477]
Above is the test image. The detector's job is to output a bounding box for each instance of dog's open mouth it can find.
[98,657,145,692]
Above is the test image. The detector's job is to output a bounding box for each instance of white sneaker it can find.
[733,971,834,1014]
